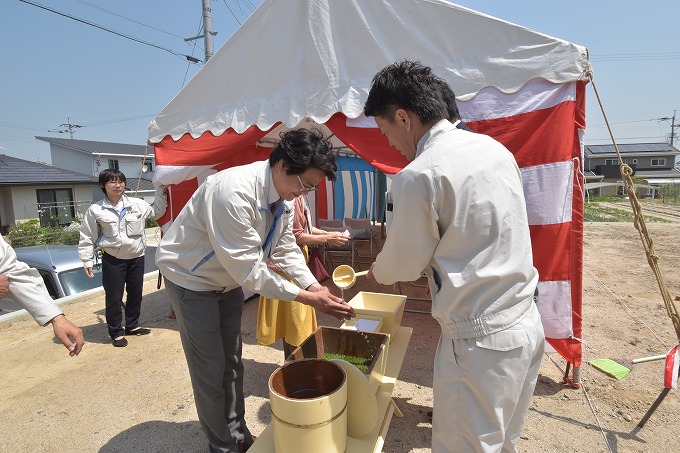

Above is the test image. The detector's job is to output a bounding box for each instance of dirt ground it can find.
[1,200,679,452]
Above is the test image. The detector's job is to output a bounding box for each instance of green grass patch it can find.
[323,352,372,373]
[584,203,670,223]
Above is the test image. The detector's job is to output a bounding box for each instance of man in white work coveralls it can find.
[156,128,355,453]
[364,60,544,452]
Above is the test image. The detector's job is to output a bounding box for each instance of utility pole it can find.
[668,110,676,146]
[658,110,679,146]
[184,0,218,63]
[49,117,83,139]
[201,0,214,62]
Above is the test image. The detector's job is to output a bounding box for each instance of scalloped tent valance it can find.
[148,0,588,144]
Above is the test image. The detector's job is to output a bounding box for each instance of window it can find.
[604,158,618,165]
[38,270,59,299]
[142,160,153,172]
[36,188,75,227]
[108,159,119,170]
[651,158,666,167]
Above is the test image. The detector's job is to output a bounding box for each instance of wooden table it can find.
[249,326,414,453]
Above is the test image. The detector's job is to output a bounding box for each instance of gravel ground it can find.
[1,212,679,452]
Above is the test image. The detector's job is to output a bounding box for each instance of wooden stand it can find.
[249,326,413,453]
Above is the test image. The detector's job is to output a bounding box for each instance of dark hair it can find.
[435,78,461,122]
[364,60,448,124]
[269,128,338,181]
[98,168,127,193]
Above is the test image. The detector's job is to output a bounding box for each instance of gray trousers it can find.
[164,279,253,453]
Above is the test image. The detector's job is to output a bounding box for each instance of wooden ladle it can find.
[332,264,368,289]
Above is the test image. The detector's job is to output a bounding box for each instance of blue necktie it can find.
[263,200,284,256]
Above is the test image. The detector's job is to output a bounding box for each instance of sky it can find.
[2,0,680,164]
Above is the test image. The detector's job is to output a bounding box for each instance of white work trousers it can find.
[432,302,544,452]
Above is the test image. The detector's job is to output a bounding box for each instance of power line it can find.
[240,0,259,12]
[222,0,243,26]
[18,0,200,63]
[591,51,680,62]
[585,135,668,142]
[72,0,187,40]
[0,135,41,142]
[587,115,680,129]
[0,121,50,131]
[220,0,260,26]
[587,119,660,128]
[0,110,159,134]
[84,113,156,127]
[182,17,205,88]
[49,117,84,139]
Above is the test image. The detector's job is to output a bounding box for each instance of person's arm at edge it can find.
[1,236,84,355]
[78,206,99,277]
[370,170,439,284]
[0,274,8,298]
[49,314,85,356]
[147,184,168,219]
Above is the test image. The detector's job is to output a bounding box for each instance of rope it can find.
[588,71,680,342]
[573,156,586,202]
[586,268,668,347]
[134,144,152,196]
[581,378,614,453]
[547,345,614,453]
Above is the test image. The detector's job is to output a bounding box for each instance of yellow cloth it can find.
[256,245,318,346]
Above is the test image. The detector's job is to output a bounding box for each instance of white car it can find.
[0,245,158,315]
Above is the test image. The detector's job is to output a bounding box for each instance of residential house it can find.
[36,136,158,203]
[584,143,680,198]
[0,154,97,233]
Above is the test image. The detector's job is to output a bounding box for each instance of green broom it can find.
[589,354,666,380]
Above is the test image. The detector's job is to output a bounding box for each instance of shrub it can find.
[8,221,81,247]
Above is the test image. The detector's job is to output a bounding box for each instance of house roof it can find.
[585,143,680,158]
[634,168,680,180]
[125,177,156,193]
[0,154,97,186]
[35,136,154,157]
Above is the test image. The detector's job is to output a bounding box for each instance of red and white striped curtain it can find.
[152,78,586,367]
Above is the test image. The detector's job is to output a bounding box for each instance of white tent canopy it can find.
[148,0,588,143]
[148,0,590,369]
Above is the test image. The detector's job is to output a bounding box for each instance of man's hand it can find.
[83,267,94,278]
[0,274,9,298]
[50,314,85,357]
[298,284,355,320]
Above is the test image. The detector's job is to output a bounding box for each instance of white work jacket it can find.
[78,188,167,268]
[155,160,315,301]
[0,235,62,326]
[373,120,538,339]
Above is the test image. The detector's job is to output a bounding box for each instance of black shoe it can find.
[124,327,151,335]
[237,436,256,453]
[113,337,128,347]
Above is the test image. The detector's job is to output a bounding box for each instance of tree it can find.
[658,183,680,203]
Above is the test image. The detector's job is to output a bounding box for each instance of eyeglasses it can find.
[106,181,125,186]
[296,174,317,193]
